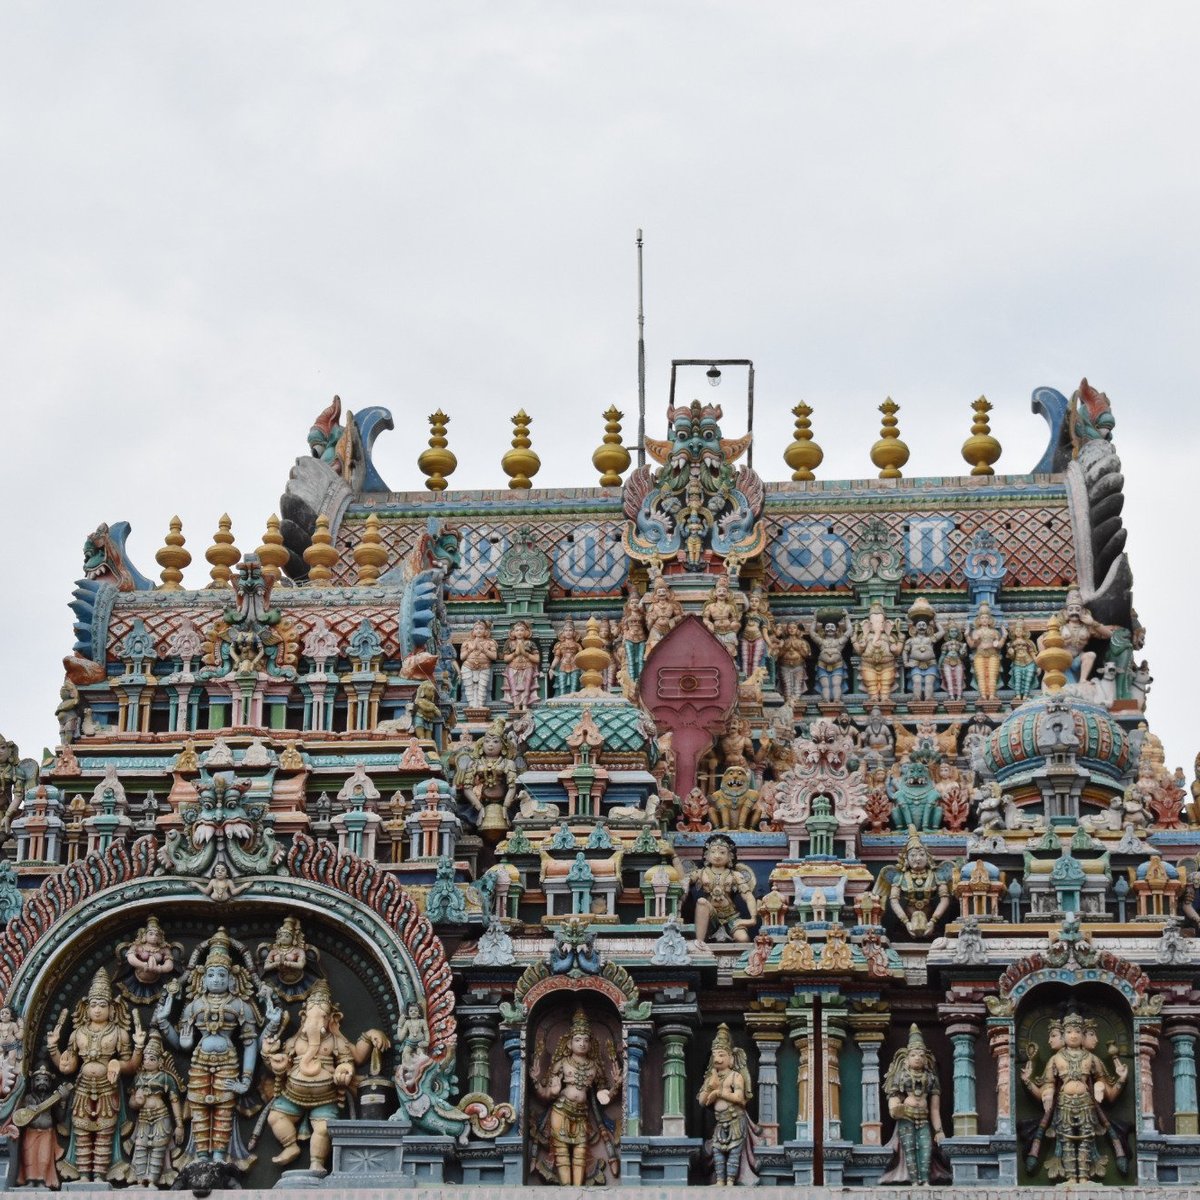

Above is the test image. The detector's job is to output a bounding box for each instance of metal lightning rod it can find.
[636,229,646,468]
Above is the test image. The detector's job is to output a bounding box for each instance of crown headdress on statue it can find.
[204,928,234,969]
[570,1007,591,1040]
[712,1023,734,1055]
[906,1023,928,1052]
[1048,1018,1064,1036]
[86,967,113,1003]
[1062,1011,1086,1033]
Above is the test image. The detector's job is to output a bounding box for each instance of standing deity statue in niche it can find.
[702,573,745,658]
[698,1023,758,1186]
[122,1030,186,1188]
[903,598,944,702]
[966,602,1007,701]
[530,1007,622,1186]
[153,929,263,1167]
[619,590,649,683]
[1022,1012,1129,1183]
[880,1025,949,1185]
[776,621,813,703]
[684,833,759,948]
[502,620,541,710]
[875,828,952,939]
[47,967,144,1182]
[812,613,851,702]
[461,718,518,838]
[1007,618,1039,700]
[853,601,904,704]
[459,619,498,710]
[551,617,583,696]
[643,575,684,653]
[939,621,967,701]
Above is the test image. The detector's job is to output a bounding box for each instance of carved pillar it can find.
[1136,1019,1161,1135]
[948,1020,981,1137]
[825,1008,847,1142]
[462,1012,499,1097]
[624,1025,650,1137]
[747,1008,787,1145]
[503,1028,523,1120]
[658,1022,692,1137]
[987,1019,1013,1136]
[848,1010,890,1146]
[1168,1023,1200,1136]
[788,999,815,1141]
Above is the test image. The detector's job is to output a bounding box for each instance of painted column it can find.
[948,1020,981,1137]
[1168,1023,1200,1136]
[658,1022,692,1137]
[789,1001,814,1141]
[987,1020,1014,1136]
[503,1028,523,1119]
[624,1026,650,1137]
[463,1013,499,1097]
[747,1010,787,1145]
[848,1012,889,1146]
[1136,1019,1161,1135]
[825,1010,846,1141]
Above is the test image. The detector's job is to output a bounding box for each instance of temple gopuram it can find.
[0,371,1196,1194]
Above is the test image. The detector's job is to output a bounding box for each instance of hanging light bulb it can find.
[706,365,722,387]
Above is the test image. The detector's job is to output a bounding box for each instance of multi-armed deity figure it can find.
[853,601,903,705]
[530,1007,621,1186]
[502,620,541,709]
[684,833,759,948]
[1022,1012,1129,1183]
[880,1025,948,1185]
[698,1023,757,1186]
[153,929,263,1167]
[47,967,144,1182]
[903,598,944,702]
[459,619,498,710]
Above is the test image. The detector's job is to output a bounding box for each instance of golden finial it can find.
[576,616,611,691]
[304,513,338,584]
[783,401,823,482]
[155,515,191,590]
[256,514,289,584]
[417,410,457,492]
[592,406,631,487]
[501,409,540,489]
[870,397,909,479]
[961,396,1002,476]
[1036,615,1073,693]
[205,514,240,588]
[353,513,388,585]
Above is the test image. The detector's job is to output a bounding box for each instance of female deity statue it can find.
[1007,619,1039,699]
[776,622,813,702]
[683,833,759,948]
[122,1030,186,1187]
[880,1025,948,1185]
[530,1007,621,1186]
[903,598,944,702]
[852,601,903,704]
[502,620,541,710]
[257,916,320,999]
[965,602,1007,702]
[643,575,684,653]
[120,916,178,995]
[811,613,851,702]
[619,591,649,683]
[1023,1012,1129,1183]
[877,828,951,938]
[47,967,144,1182]
[698,1023,758,1185]
[153,930,262,1167]
[459,619,498,710]
[939,621,967,701]
[550,618,583,695]
[461,718,518,839]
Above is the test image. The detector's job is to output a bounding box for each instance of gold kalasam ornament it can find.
[354,513,388,585]
[870,397,910,479]
[205,514,240,588]
[257,514,290,583]
[501,410,540,489]
[784,401,823,481]
[592,406,631,487]
[418,410,457,491]
[304,513,338,584]
[961,395,1002,476]
[1036,614,1073,693]
[575,616,612,691]
[155,515,191,590]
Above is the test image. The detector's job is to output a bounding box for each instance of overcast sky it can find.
[1,4,1197,772]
